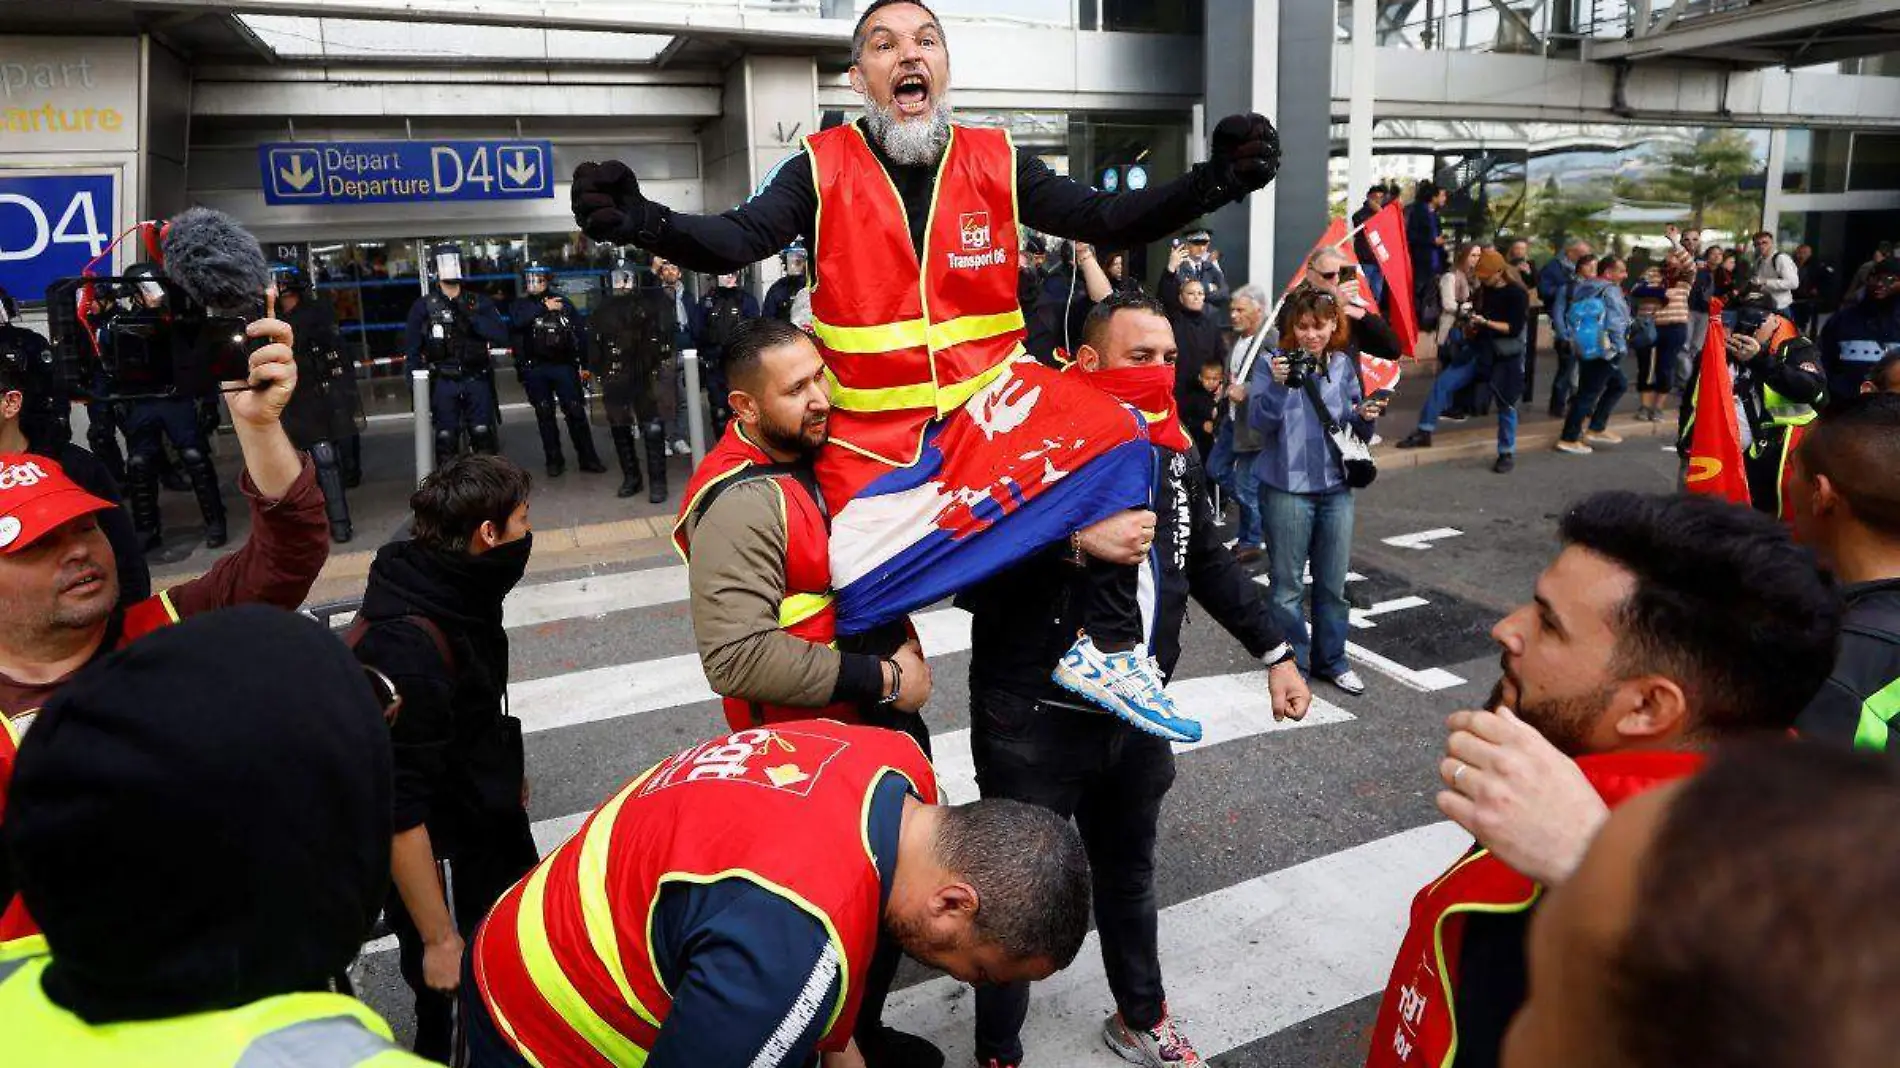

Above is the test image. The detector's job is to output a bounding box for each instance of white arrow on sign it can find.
[1381,527,1463,551]
[502,149,539,188]
[279,154,316,191]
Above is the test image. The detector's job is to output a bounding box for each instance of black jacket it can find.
[962,446,1288,699]
[277,295,352,449]
[352,537,530,854]
[1798,578,1900,757]
[1158,271,1228,401]
[1820,295,1900,401]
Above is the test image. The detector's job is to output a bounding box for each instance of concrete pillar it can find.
[1761,127,1788,240]
[1202,0,1333,293]
[1347,0,1377,209]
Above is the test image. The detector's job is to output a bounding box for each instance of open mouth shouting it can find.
[891,68,932,117]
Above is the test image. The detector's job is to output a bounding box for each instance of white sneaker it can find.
[1554,440,1594,455]
[1582,429,1624,446]
[1102,1006,1204,1067]
[671,439,691,456]
[1051,635,1202,743]
[1323,669,1367,696]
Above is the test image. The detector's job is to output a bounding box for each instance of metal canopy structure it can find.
[1586,0,1900,67]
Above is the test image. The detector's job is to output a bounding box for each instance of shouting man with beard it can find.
[1362,491,1840,1068]
[573,0,1281,743]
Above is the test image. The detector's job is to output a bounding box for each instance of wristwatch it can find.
[1261,643,1297,669]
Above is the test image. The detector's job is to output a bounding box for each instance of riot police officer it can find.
[762,243,808,323]
[697,270,759,436]
[587,265,675,502]
[510,263,606,478]
[113,263,228,551]
[271,262,357,543]
[405,243,509,466]
[0,286,68,448]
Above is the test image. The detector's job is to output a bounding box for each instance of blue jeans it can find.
[1260,484,1355,678]
[1206,422,1263,547]
[1418,350,1521,455]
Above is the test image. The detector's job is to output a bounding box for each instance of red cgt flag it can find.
[1683,299,1752,507]
[1361,203,1417,356]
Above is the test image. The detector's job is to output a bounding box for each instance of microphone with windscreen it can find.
[156,207,276,395]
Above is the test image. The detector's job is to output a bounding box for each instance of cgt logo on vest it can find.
[947,211,1009,271]
[643,727,849,798]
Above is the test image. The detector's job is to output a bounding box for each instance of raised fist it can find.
[1209,112,1282,200]
[571,160,651,244]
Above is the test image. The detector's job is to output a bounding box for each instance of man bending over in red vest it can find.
[574,0,1278,745]
[0,316,330,941]
[1365,491,1840,1068]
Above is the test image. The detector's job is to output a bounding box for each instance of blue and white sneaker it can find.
[1052,634,1203,743]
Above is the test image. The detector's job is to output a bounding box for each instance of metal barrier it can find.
[411,369,432,485]
[682,347,707,466]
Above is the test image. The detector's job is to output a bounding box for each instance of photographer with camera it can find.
[1249,286,1388,695]
[1679,286,1829,520]
[406,243,510,466]
[108,264,229,551]
[1397,250,1531,473]
[270,262,359,545]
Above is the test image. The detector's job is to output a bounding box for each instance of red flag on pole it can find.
[1683,299,1752,507]
[1361,203,1417,356]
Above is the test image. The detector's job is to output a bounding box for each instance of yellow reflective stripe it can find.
[157,588,181,624]
[779,592,835,629]
[515,860,651,1067]
[825,356,1015,415]
[926,307,1024,350]
[1137,408,1169,426]
[1428,851,1542,1068]
[577,783,661,1030]
[809,316,928,355]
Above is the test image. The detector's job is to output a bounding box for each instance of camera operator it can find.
[406,243,510,465]
[270,262,358,545]
[1678,286,1829,520]
[0,316,327,725]
[110,264,229,551]
[1397,250,1530,473]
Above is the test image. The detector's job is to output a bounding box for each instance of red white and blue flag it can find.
[828,360,1153,634]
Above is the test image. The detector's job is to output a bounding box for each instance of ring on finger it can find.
[1452,761,1468,786]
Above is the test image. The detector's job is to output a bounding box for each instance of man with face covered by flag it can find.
[572,0,1281,737]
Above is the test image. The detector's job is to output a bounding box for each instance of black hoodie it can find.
[352,536,530,853]
[3,606,390,1023]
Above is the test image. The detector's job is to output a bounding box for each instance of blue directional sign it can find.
[257,140,555,206]
[0,172,116,303]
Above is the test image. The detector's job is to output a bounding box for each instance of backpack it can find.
[1565,284,1610,360]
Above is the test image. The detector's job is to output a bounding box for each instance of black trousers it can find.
[969,685,1176,1064]
[389,808,539,1064]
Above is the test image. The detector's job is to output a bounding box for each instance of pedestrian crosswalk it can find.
[350,557,1478,1066]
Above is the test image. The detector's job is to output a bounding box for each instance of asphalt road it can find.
[343,440,1681,1068]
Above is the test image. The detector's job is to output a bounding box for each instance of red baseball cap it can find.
[0,453,115,555]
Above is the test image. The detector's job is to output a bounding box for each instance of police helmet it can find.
[781,243,808,269]
[268,261,310,295]
[523,262,554,294]
[428,243,465,283]
[609,266,636,292]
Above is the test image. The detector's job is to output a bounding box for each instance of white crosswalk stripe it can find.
[357,560,1472,1063]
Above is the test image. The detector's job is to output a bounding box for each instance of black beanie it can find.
[3,605,393,1023]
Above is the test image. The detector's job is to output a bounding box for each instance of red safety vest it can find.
[1364,749,1705,1068]
[471,719,937,1067]
[0,591,182,944]
[804,122,1027,468]
[673,424,859,732]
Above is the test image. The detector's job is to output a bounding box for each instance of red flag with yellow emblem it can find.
[1683,299,1752,506]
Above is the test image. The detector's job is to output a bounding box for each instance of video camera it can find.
[45,274,263,403]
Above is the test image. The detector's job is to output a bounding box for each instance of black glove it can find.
[1200,112,1281,207]
[572,161,666,245]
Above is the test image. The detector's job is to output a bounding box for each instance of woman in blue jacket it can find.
[1248,286,1387,695]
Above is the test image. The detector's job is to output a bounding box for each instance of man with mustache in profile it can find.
[575,0,1282,743]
